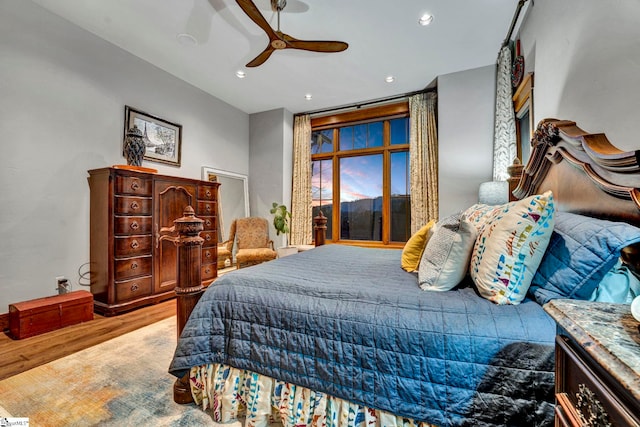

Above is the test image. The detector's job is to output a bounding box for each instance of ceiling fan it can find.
[236,0,349,67]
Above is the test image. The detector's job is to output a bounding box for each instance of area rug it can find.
[0,316,239,426]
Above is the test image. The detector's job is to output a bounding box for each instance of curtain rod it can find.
[501,0,529,47]
[295,87,435,118]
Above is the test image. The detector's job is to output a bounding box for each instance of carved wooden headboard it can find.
[513,118,640,226]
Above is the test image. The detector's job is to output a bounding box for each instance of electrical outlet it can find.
[56,276,69,294]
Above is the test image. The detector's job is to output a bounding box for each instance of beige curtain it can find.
[290,114,313,245]
[409,92,439,234]
[493,45,517,181]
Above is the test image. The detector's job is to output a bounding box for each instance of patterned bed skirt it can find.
[190,364,438,427]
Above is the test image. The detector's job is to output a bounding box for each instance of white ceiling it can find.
[31,0,520,115]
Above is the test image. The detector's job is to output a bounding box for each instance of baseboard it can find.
[0,312,8,332]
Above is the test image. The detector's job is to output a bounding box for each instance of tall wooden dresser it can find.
[88,167,219,315]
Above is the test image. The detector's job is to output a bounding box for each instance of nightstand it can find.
[544,300,640,427]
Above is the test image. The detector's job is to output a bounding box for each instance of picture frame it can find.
[124,106,182,166]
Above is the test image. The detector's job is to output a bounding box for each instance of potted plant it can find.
[270,202,297,257]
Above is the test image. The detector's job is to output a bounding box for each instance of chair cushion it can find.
[236,248,277,264]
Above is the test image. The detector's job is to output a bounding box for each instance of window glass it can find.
[311,159,333,238]
[339,155,383,241]
[390,117,409,145]
[368,122,383,147]
[390,151,411,242]
[339,127,353,151]
[311,129,333,154]
[340,122,384,151]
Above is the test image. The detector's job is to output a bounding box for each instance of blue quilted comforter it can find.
[170,245,556,426]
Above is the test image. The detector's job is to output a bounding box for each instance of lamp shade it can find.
[478,181,509,205]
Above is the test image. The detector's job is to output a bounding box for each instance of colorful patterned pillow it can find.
[464,203,502,232]
[401,220,436,272]
[469,191,556,305]
[418,213,477,291]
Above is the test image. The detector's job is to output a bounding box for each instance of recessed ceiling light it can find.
[419,14,434,26]
[236,70,246,79]
[385,76,395,83]
[176,33,198,46]
[305,94,313,100]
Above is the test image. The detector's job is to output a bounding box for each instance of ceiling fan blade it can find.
[246,45,276,67]
[282,34,348,52]
[236,0,278,40]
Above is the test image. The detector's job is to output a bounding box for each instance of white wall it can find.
[0,1,249,310]
[248,108,294,248]
[438,65,497,218]
[517,0,640,150]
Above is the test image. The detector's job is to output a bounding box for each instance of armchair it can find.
[234,217,277,268]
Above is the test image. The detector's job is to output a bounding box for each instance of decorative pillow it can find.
[469,191,556,305]
[589,258,640,304]
[401,220,436,272]
[528,212,640,305]
[463,203,501,232]
[418,214,477,291]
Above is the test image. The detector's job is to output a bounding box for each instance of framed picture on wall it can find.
[124,106,182,166]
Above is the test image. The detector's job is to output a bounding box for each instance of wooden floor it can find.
[0,299,176,381]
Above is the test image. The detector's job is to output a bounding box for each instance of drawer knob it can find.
[205,250,211,259]
[205,204,212,213]
[205,267,211,274]
[205,234,212,242]
[130,240,139,249]
[131,262,138,270]
[131,181,140,191]
[131,284,139,291]
[206,219,212,227]
[131,201,139,210]
[206,190,212,197]
[130,221,139,230]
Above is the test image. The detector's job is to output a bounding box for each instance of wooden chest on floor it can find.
[8,290,94,339]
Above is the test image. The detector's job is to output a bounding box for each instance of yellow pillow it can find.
[401,220,436,272]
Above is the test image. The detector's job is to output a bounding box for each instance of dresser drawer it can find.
[115,175,152,196]
[202,247,216,265]
[114,255,152,280]
[114,196,152,215]
[114,216,152,235]
[201,263,216,282]
[200,230,217,247]
[555,335,640,427]
[114,235,152,257]
[198,185,217,201]
[196,200,216,216]
[201,216,216,231]
[115,276,152,301]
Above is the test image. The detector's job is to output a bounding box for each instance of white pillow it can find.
[418,213,478,291]
[469,191,556,305]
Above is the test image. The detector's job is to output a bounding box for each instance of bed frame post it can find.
[158,205,205,404]
[314,211,327,246]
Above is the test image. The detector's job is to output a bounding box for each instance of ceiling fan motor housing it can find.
[271,0,287,12]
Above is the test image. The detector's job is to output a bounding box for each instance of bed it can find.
[169,119,640,426]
